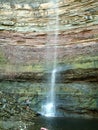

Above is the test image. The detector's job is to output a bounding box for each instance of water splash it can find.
[43,69,57,117]
[41,102,55,117]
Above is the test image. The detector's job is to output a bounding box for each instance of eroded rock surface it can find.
[0,0,98,122]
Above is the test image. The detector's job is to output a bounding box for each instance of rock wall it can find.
[0,0,98,119]
[0,0,98,31]
[0,0,98,72]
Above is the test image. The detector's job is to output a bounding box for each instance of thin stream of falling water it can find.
[41,0,59,117]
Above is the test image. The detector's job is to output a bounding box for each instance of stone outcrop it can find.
[0,0,98,70]
[0,68,98,83]
[0,0,97,32]
[0,27,98,70]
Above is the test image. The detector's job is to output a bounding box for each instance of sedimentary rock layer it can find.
[0,0,98,120]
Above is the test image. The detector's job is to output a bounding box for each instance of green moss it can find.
[0,64,44,73]
[74,61,95,69]
[74,55,98,63]
[74,56,98,69]
[0,51,7,64]
[14,64,44,72]
[59,55,98,69]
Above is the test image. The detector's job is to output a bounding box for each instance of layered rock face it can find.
[0,0,98,70]
[0,0,98,119]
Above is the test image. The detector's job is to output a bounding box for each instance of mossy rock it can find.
[0,50,7,64]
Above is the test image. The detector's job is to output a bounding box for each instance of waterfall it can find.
[41,0,59,117]
[41,68,57,117]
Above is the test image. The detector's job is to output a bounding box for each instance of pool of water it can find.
[29,117,98,130]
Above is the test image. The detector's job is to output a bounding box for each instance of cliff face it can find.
[0,0,98,119]
[0,0,98,71]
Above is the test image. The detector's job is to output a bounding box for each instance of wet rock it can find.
[0,68,98,83]
[0,91,38,123]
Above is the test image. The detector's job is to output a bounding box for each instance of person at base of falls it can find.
[40,127,48,130]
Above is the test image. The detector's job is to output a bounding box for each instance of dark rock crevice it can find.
[0,68,98,83]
